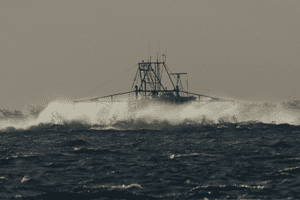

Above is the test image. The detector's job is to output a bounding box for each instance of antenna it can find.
[159,40,160,61]
[148,41,150,62]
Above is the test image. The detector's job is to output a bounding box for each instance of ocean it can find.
[1,100,300,199]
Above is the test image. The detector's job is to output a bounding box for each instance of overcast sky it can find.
[1,0,300,110]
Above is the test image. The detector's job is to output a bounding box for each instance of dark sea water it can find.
[1,122,300,199]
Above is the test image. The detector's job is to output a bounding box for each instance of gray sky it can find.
[1,0,300,110]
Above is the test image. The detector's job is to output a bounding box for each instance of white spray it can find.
[0,98,300,131]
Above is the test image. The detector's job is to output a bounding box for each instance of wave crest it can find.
[1,99,300,132]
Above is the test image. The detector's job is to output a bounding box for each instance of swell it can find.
[1,119,300,133]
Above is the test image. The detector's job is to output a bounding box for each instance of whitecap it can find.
[87,183,142,190]
[21,176,30,183]
[111,183,142,189]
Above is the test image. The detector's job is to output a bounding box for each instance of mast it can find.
[170,73,187,97]
[134,54,170,99]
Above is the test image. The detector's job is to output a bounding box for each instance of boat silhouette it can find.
[74,54,233,109]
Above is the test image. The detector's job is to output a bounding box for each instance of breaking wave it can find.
[1,98,300,132]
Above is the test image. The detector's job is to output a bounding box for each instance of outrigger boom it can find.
[74,54,233,107]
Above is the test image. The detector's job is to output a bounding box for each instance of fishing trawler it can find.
[74,54,233,109]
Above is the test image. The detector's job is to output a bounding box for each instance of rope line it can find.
[84,64,138,97]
